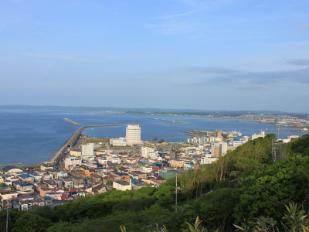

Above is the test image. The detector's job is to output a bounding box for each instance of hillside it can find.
[1,135,309,232]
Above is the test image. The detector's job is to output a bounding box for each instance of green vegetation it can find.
[1,135,309,232]
[83,137,110,144]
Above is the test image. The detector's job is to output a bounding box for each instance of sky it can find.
[0,0,309,113]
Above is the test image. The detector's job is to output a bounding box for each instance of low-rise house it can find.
[42,173,53,181]
[32,198,45,207]
[113,180,132,191]
[45,190,65,201]
[64,156,81,170]
[30,172,43,182]
[43,180,58,189]
[69,148,82,157]
[0,183,10,192]
[4,175,20,185]
[170,160,184,168]
[13,181,34,192]
[0,190,18,201]
[56,171,68,179]
[18,173,35,183]
[142,166,153,173]
[92,184,107,194]
[6,168,23,175]
[40,163,54,172]
[72,177,85,189]
[37,186,53,198]
[63,179,74,189]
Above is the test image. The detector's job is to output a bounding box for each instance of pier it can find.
[48,124,126,168]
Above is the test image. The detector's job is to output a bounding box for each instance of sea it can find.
[0,106,302,165]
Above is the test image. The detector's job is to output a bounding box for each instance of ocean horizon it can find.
[0,106,301,165]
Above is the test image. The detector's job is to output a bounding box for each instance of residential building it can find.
[113,180,132,191]
[82,143,95,159]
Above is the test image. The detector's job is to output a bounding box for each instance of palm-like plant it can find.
[120,224,168,232]
[254,217,279,232]
[120,225,127,232]
[282,202,307,232]
[234,217,278,232]
[185,216,208,232]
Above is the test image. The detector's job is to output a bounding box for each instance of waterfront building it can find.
[126,124,142,146]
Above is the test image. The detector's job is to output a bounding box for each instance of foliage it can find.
[282,202,308,232]
[12,213,51,232]
[184,217,208,232]
[1,135,308,232]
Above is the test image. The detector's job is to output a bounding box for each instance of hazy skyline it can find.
[0,0,309,112]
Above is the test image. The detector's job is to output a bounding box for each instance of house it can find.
[63,179,74,189]
[40,163,54,172]
[6,168,23,175]
[13,181,34,192]
[56,171,68,179]
[43,180,58,189]
[38,187,52,198]
[69,148,82,157]
[72,177,85,189]
[0,190,18,201]
[18,173,35,183]
[64,156,81,170]
[30,172,43,182]
[4,175,19,185]
[170,160,184,168]
[113,180,132,191]
[42,173,53,181]
[45,190,64,201]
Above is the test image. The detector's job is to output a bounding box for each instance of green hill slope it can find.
[1,135,309,232]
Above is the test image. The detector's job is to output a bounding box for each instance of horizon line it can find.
[0,104,308,115]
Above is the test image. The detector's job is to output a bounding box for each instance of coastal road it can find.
[49,124,126,168]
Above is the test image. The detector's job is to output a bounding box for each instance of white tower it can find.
[126,124,142,146]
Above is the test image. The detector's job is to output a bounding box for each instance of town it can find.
[0,124,300,211]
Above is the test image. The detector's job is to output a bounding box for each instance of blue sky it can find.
[0,0,309,112]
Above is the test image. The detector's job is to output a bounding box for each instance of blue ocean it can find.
[0,106,300,165]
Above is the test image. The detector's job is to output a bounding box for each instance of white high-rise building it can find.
[126,124,142,146]
[81,143,95,159]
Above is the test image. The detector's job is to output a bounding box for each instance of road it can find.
[48,124,126,168]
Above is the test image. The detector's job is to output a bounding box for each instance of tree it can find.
[198,188,240,231]
[12,213,51,232]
